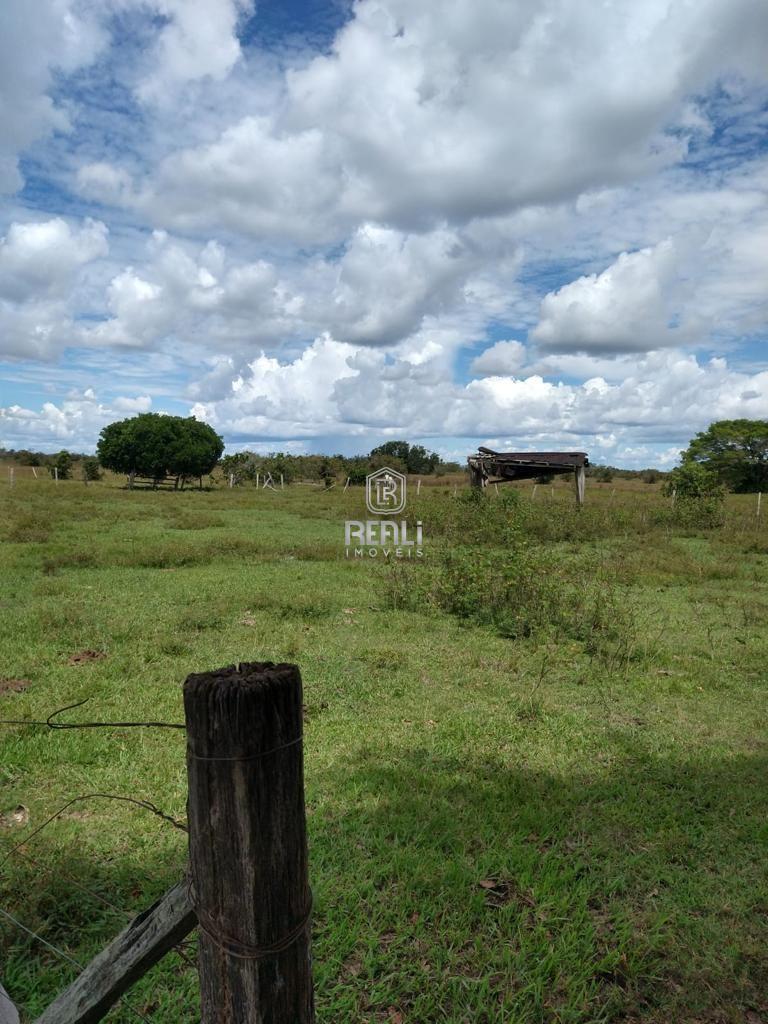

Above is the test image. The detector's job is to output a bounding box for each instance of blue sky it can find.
[1,0,767,466]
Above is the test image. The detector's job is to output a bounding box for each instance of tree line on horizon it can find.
[2,415,768,492]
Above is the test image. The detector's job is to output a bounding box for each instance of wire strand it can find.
[0,793,187,870]
[0,698,185,731]
[0,906,152,1023]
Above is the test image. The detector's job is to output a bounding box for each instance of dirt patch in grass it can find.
[66,649,107,665]
[0,677,31,695]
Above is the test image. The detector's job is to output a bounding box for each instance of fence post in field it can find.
[280,473,284,489]
[8,467,13,489]
[531,484,537,500]
[184,662,314,1024]
[757,492,762,518]
[54,467,59,484]
[343,476,350,492]
[416,479,421,495]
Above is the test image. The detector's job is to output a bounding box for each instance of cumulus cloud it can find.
[0,0,252,195]
[75,226,494,353]
[134,0,768,242]
[1,0,768,463]
[0,0,107,192]
[134,0,253,103]
[191,335,360,437]
[0,389,150,450]
[0,216,109,361]
[531,240,683,354]
[470,340,526,376]
[0,218,108,302]
[189,336,768,450]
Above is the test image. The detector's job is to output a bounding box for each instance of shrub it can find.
[386,542,634,650]
[48,450,73,480]
[82,457,102,481]
[664,461,726,529]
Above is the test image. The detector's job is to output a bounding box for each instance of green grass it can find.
[1,477,767,1022]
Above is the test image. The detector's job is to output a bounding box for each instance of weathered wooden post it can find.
[184,662,314,1024]
[573,466,585,506]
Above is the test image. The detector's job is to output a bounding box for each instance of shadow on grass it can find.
[2,740,766,1024]
[310,739,768,1023]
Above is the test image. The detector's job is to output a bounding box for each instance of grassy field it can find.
[0,473,767,1023]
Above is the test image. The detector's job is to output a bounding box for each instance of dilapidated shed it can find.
[467,447,589,504]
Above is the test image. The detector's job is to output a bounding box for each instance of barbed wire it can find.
[0,697,185,731]
[0,793,187,872]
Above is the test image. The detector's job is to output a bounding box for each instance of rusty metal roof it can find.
[473,447,588,468]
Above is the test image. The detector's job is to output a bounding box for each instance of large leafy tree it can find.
[369,440,442,474]
[682,419,768,493]
[97,413,224,488]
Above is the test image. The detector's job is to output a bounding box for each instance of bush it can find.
[48,450,73,480]
[664,461,726,529]
[386,542,636,653]
[82,457,102,481]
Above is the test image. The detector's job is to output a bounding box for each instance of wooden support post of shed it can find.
[574,465,585,506]
[184,662,314,1024]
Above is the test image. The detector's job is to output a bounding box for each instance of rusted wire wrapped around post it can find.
[184,662,314,1024]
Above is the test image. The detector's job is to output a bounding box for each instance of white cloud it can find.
[0,0,107,192]
[0,218,108,302]
[531,240,682,354]
[76,163,135,206]
[1,0,767,464]
[135,0,253,104]
[134,0,768,242]
[191,334,359,436]
[113,394,152,412]
[190,337,768,452]
[470,340,526,375]
[0,389,148,450]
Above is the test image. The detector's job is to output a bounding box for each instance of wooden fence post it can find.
[184,662,314,1024]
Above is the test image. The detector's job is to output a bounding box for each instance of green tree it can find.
[96,413,223,489]
[369,440,442,474]
[682,419,768,492]
[48,450,73,480]
[168,417,225,488]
